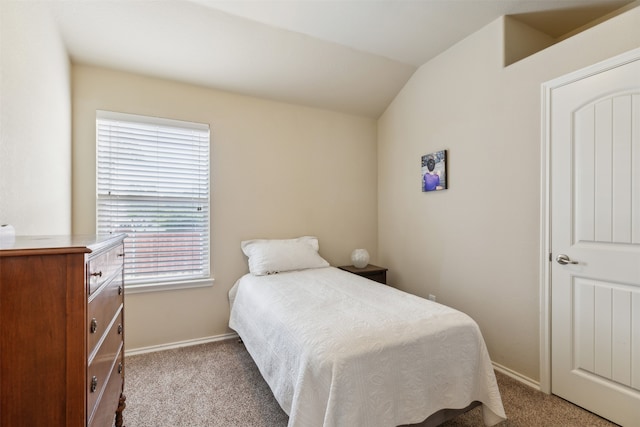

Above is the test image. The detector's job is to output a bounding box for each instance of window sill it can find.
[125,277,214,294]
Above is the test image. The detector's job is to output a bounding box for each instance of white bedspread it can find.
[229,267,506,427]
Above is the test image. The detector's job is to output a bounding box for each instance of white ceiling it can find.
[48,0,632,117]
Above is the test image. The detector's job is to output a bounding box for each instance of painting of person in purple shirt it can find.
[421,151,447,192]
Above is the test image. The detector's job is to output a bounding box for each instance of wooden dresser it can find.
[0,234,127,427]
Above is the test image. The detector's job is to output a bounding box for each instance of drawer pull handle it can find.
[118,285,123,295]
[118,363,123,374]
[117,324,123,335]
[90,376,98,392]
[91,271,103,278]
[90,318,98,333]
[118,253,124,257]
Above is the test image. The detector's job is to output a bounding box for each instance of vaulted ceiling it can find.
[47,0,633,117]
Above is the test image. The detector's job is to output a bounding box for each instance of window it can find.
[97,110,211,292]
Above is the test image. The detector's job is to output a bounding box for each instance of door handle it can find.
[556,254,578,265]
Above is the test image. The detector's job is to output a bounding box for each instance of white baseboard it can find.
[125,332,239,357]
[126,334,543,394]
[492,361,541,391]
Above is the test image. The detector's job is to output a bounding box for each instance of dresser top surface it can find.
[0,234,126,257]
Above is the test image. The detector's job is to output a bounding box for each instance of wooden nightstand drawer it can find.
[338,264,388,284]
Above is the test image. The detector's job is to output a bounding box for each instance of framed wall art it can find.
[421,150,447,192]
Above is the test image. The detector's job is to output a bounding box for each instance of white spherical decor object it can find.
[351,249,370,268]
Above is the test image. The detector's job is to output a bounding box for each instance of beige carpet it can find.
[123,339,618,427]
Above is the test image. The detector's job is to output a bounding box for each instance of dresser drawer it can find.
[89,349,124,427]
[88,273,124,357]
[87,310,124,420]
[88,243,124,295]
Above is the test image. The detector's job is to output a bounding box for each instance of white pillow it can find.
[241,236,329,276]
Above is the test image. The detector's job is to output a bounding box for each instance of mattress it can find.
[229,266,506,427]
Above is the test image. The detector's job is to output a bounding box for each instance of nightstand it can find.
[338,264,388,284]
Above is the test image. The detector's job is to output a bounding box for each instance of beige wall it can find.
[378,6,640,382]
[72,65,378,350]
[0,2,71,234]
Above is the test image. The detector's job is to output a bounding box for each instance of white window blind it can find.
[97,110,210,289]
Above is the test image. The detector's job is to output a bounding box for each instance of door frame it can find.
[539,46,640,395]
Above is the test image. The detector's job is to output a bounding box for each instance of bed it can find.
[229,237,506,427]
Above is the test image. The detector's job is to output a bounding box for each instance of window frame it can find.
[96,110,213,294]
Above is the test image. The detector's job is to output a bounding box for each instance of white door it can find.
[548,49,640,426]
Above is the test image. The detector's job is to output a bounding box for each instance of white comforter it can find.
[229,267,506,427]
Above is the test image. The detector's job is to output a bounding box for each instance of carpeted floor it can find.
[123,339,618,427]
